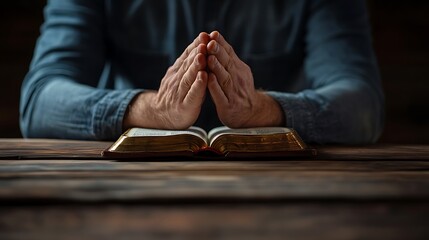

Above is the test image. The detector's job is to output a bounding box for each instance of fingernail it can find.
[209,41,218,54]
[210,31,217,39]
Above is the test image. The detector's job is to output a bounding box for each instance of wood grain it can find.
[1,139,429,160]
[0,168,428,202]
[1,160,428,172]
[0,139,111,159]
[316,144,429,160]
[1,203,428,240]
[0,139,428,239]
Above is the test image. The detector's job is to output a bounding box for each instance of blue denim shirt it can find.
[20,0,384,143]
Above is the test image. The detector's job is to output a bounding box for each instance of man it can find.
[20,0,384,143]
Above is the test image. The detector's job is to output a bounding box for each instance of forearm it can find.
[283,0,384,144]
[267,80,384,144]
[20,79,141,140]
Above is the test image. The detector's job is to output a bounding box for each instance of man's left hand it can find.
[206,31,285,128]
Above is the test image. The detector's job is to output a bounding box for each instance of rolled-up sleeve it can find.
[268,0,384,144]
[20,0,141,140]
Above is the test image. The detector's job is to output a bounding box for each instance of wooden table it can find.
[0,139,428,240]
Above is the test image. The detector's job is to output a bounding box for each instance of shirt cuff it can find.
[93,89,143,140]
[266,91,317,142]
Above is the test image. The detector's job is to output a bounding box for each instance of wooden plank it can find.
[1,203,428,240]
[1,139,429,160]
[0,171,428,201]
[316,144,429,160]
[0,139,111,159]
[1,160,428,172]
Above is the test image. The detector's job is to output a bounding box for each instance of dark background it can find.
[1,0,428,143]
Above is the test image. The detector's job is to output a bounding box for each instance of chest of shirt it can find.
[103,0,307,90]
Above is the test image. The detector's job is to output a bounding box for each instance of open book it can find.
[102,126,315,158]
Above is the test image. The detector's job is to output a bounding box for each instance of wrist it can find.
[122,91,157,130]
[252,91,286,127]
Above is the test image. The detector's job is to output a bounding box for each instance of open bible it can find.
[102,126,315,158]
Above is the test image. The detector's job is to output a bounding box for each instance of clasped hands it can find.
[124,31,284,130]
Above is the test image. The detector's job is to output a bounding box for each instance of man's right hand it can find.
[123,32,210,130]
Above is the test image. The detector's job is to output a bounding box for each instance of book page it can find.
[208,126,292,146]
[126,126,207,140]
